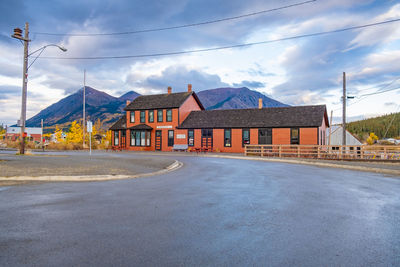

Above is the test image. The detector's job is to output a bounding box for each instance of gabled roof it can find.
[124,91,204,110]
[179,105,327,129]
[109,115,126,130]
[129,124,153,130]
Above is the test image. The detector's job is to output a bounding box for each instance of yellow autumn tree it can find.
[366,132,378,145]
[54,125,64,143]
[104,130,112,146]
[66,121,83,143]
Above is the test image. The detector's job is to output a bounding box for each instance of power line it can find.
[39,18,400,60]
[359,85,400,97]
[32,0,317,36]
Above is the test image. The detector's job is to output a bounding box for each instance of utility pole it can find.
[83,69,86,148]
[328,110,333,148]
[41,119,43,150]
[342,72,346,147]
[18,23,30,155]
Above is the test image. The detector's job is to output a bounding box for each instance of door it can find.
[201,129,213,149]
[155,130,162,151]
[258,128,272,144]
[121,130,126,148]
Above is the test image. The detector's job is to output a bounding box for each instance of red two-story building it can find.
[110,85,329,153]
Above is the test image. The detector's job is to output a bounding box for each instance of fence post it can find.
[244,145,247,156]
[297,146,300,158]
[339,146,342,159]
[279,145,282,157]
[261,145,264,157]
[384,147,387,160]
[317,146,321,159]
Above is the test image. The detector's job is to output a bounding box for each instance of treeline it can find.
[347,112,400,140]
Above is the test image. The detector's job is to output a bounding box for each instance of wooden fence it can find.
[244,145,400,161]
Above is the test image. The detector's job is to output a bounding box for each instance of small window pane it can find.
[130,112,135,123]
[131,131,135,146]
[136,131,140,146]
[242,129,250,146]
[114,131,119,145]
[166,109,172,122]
[168,130,174,146]
[140,111,145,123]
[149,110,154,123]
[157,110,163,122]
[146,131,151,146]
[224,129,231,147]
[188,130,194,146]
[141,131,145,146]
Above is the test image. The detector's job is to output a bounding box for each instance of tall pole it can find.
[19,22,29,155]
[328,110,333,147]
[83,69,86,147]
[41,119,43,149]
[342,72,346,147]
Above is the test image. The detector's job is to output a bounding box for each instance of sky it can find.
[1,0,400,126]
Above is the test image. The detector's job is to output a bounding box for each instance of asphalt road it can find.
[0,153,399,266]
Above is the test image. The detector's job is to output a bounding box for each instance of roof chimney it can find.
[126,100,131,106]
[188,84,192,92]
[167,86,172,94]
[258,98,263,109]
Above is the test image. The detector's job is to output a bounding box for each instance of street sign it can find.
[87,121,93,133]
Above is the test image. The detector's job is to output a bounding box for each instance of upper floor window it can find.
[130,111,135,123]
[224,129,231,147]
[148,110,154,123]
[166,109,172,122]
[291,128,299,145]
[157,110,163,122]
[140,111,145,123]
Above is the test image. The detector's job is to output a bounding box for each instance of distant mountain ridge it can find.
[197,87,287,110]
[26,87,140,128]
[25,86,288,129]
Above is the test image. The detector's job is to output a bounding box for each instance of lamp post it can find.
[12,22,67,154]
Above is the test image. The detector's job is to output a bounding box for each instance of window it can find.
[258,128,272,144]
[201,129,212,137]
[148,110,154,123]
[157,110,163,122]
[168,130,174,146]
[131,130,151,147]
[130,131,135,146]
[224,129,231,147]
[114,131,119,146]
[130,111,135,123]
[140,111,145,123]
[166,109,172,122]
[242,129,250,147]
[291,128,299,144]
[188,129,194,146]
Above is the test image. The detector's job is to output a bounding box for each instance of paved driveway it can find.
[0,153,399,266]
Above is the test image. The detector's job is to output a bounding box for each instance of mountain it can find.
[197,87,288,110]
[25,86,287,130]
[118,91,141,102]
[25,87,139,128]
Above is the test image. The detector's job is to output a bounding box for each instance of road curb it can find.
[202,154,400,176]
[0,160,183,182]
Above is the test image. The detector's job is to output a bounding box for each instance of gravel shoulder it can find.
[0,151,177,185]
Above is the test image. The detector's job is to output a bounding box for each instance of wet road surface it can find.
[0,154,399,266]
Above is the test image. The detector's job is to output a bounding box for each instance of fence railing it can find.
[244,144,400,161]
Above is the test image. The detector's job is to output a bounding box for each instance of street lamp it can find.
[12,22,67,154]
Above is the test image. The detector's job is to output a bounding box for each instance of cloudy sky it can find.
[1,0,400,125]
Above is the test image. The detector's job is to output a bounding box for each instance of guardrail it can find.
[244,145,400,160]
